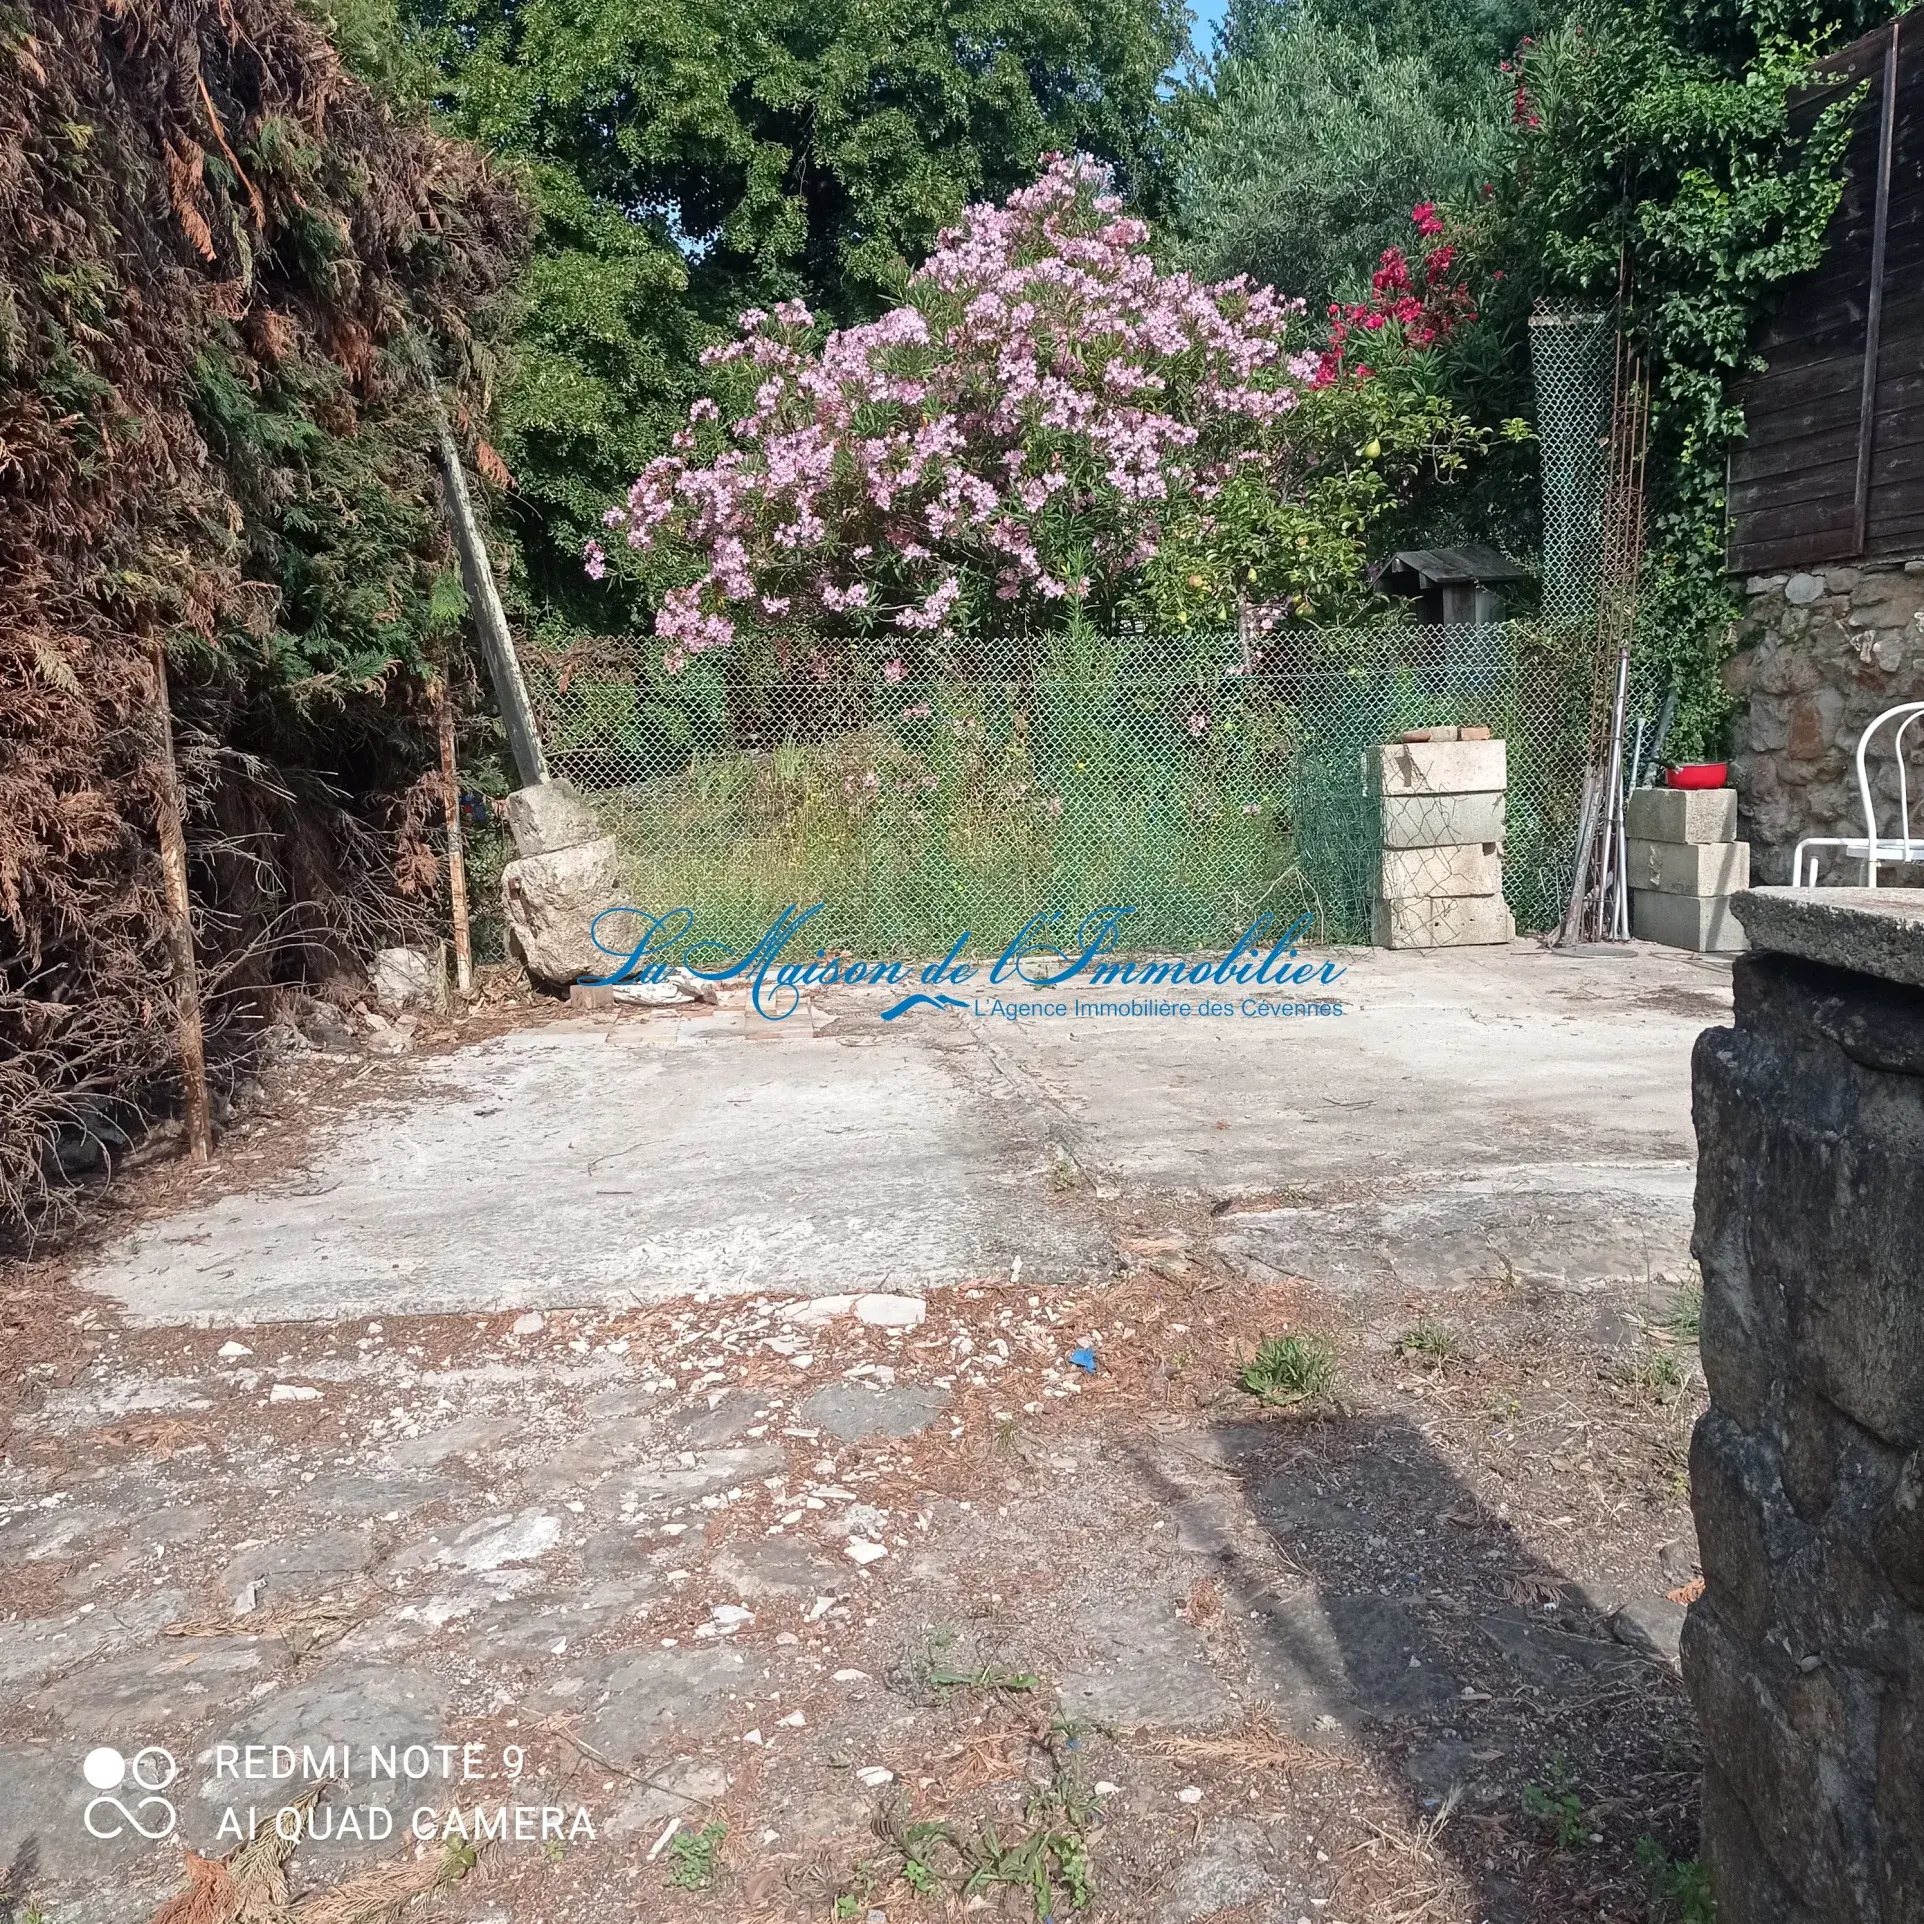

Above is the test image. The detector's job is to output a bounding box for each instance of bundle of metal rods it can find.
[1559,325,1652,946]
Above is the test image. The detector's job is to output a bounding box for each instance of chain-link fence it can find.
[1530,307,1613,631]
[518,624,1593,955]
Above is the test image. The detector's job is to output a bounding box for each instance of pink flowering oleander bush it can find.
[597,156,1484,671]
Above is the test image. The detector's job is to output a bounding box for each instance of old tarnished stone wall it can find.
[1686,893,1924,1922]
[1727,561,1924,882]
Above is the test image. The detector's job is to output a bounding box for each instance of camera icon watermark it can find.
[81,1745,179,1841]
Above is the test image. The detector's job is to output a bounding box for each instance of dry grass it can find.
[1145,1710,1328,1774]
[143,1789,493,1924]
[1346,1791,1473,1924]
[0,0,523,1241]
[1182,1573,1224,1625]
[149,1788,317,1924]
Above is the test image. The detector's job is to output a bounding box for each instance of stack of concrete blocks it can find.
[1371,733,1516,948]
[1627,788,1750,953]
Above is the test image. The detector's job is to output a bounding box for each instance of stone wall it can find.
[1727,560,1924,881]
[1685,889,1924,1922]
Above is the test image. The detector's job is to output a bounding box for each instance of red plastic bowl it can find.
[1667,762,1729,790]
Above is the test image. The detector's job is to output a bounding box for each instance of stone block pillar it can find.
[1686,886,1924,1922]
[1627,785,1750,953]
[1369,735,1514,948]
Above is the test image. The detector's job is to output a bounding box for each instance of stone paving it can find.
[3,1274,1706,1924]
[0,939,1727,1922]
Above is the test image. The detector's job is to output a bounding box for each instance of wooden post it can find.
[147,638,214,1165]
[1851,17,1901,556]
[436,674,473,995]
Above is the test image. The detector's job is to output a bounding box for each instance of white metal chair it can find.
[1792,701,1924,887]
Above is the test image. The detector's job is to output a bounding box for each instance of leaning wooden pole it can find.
[436,674,474,995]
[427,388,548,790]
[147,638,214,1165]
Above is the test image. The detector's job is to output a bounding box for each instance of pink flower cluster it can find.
[604,154,1318,664]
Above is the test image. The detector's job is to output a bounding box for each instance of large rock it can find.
[505,778,603,857]
[502,835,623,986]
[368,945,446,1011]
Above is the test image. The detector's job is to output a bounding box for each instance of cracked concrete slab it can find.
[0,1592,184,1691]
[84,1021,1102,1325]
[1215,1158,1697,1295]
[984,941,1726,1292]
[1243,1590,1463,1734]
[1058,1591,1237,1728]
[33,1637,273,1736]
[798,1381,951,1440]
[74,941,1724,1327]
[979,942,1721,1197]
[181,1662,448,1861]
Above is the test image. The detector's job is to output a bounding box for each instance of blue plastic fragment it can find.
[1069,1346,1097,1374]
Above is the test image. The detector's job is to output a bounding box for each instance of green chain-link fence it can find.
[517,622,1592,955]
[1529,306,1613,631]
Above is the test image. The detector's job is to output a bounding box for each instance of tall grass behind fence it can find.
[519,625,1590,955]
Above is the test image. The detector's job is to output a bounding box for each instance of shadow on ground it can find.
[1130,1403,1699,1921]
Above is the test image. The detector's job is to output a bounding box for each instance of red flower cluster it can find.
[1312,207,1479,386]
[1500,45,1540,128]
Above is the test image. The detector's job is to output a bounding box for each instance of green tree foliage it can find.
[1174,0,1524,313]
[1504,0,1880,754]
[405,0,1186,647]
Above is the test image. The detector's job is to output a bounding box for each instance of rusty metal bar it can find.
[147,638,213,1165]
[436,675,474,996]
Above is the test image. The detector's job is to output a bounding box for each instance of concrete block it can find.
[1371,893,1514,949]
[1632,889,1748,953]
[1380,790,1507,849]
[1373,738,1507,798]
[1379,843,1502,900]
[1625,787,1738,845]
[1627,838,1750,896]
[504,778,603,858]
[1730,887,1924,991]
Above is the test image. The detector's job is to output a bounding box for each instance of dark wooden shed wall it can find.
[1728,15,1924,575]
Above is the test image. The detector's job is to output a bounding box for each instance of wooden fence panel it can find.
[1729,15,1924,575]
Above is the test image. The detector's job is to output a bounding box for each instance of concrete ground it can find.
[81,939,1727,1326]
[0,937,1731,1924]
